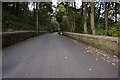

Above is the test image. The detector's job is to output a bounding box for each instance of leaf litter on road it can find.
[65,36,119,67]
[65,57,68,59]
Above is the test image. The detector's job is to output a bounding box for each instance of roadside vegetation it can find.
[56,2,120,37]
[2,2,120,37]
[2,2,55,32]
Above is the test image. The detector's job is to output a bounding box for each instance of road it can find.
[3,33,118,78]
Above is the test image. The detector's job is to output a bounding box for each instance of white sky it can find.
[75,0,82,8]
[28,2,34,11]
[29,0,82,10]
[52,0,82,8]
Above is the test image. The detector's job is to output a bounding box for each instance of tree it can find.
[36,2,39,34]
[104,2,108,33]
[72,2,76,32]
[83,2,88,33]
[56,3,67,31]
[90,2,96,35]
[2,2,53,31]
[38,2,53,30]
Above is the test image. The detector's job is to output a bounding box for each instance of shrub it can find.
[107,23,119,37]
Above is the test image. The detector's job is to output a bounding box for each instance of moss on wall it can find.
[2,31,46,48]
[62,32,119,56]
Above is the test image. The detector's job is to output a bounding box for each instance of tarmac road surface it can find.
[2,33,118,78]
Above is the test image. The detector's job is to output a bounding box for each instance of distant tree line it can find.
[56,2,120,37]
[2,2,54,32]
[2,2,120,37]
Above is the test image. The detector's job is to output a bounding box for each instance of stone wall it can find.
[62,32,119,56]
[2,31,46,48]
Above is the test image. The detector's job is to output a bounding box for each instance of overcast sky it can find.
[28,0,82,10]
[52,0,82,8]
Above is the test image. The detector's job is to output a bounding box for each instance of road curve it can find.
[3,33,118,78]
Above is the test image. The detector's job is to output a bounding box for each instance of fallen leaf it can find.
[65,57,68,59]
[107,60,110,63]
[26,74,28,76]
[87,51,89,52]
[114,55,117,58]
[112,63,116,66]
[89,69,92,71]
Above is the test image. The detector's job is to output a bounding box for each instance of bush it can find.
[96,23,119,37]
[96,29,105,35]
[96,25,105,35]
[107,23,119,37]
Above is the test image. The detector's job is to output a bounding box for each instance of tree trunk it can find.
[33,2,36,16]
[16,2,19,16]
[90,2,96,35]
[36,2,39,35]
[73,17,76,32]
[105,2,108,33]
[66,2,70,32]
[83,2,88,34]
[71,2,74,32]
[115,2,118,23]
